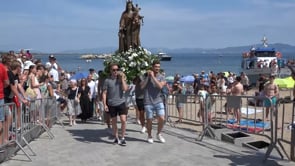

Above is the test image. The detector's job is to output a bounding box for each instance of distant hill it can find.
[3,43,294,55]
[165,43,295,54]
[61,43,295,55]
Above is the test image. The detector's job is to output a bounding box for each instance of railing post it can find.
[291,127,295,161]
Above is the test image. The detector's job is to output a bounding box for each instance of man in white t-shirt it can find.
[87,75,96,118]
[46,55,60,82]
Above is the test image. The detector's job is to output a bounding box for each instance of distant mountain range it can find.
[58,43,295,55]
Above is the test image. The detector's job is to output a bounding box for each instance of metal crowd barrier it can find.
[165,93,295,162]
[275,97,295,161]
[0,97,62,162]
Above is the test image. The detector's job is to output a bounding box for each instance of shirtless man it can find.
[263,75,279,120]
[228,76,244,124]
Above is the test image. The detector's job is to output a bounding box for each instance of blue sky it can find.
[0,0,294,52]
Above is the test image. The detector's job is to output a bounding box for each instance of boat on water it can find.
[85,59,92,63]
[157,52,172,61]
[241,36,290,85]
[80,53,111,60]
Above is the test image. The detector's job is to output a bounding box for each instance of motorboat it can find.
[241,36,289,85]
[157,52,172,61]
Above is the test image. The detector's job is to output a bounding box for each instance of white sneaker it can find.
[137,119,141,125]
[157,134,166,143]
[147,137,153,144]
[140,127,146,134]
[98,116,102,121]
[73,121,77,125]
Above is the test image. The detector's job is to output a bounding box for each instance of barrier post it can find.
[54,99,65,128]
[37,98,54,139]
[197,95,216,141]
[263,100,284,162]
[165,94,175,127]
[7,103,34,161]
[291,101,295,161]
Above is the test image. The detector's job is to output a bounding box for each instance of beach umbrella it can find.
[180,75,195,83]
[275,77,295,89]
[223,71,229,77]
[70,72,89,80]
[274,78,287,88]
[165,76,174,82]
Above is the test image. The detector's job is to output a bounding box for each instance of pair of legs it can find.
[233,108,241,125]
[68,100,78,126]
[176,95,185,123]
[136,99,145,128]
[144,103,165,140]
[0,100,4,145]
[264,97,276,121]
[176,105,183,123]
[108,103,128,140]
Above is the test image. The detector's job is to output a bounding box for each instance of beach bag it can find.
[25,87,37,99]
[12,96,20,108]
[74,87,80,104]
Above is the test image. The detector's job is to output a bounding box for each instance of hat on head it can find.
[24,61,35,70]
[70,79,77,84]
[49,54,56,60]
[45,62,52,68]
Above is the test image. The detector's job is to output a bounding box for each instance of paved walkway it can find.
[2,117,294,166]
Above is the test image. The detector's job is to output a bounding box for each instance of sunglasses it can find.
[112,68,119,72]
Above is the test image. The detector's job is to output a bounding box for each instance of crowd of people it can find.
[0,50,170,146]
[0,50,104,145]
[168,70,279,125]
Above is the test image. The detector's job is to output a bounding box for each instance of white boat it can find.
[85,59,92,63]
[80,53,112,59]
[241,36,289,85]
[157,52,172,61]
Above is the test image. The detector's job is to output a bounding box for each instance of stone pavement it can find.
[1,117,294,166]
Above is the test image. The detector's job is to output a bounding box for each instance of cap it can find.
[49,54,56,60]
[24,61,35,70]
[45,62,52,68]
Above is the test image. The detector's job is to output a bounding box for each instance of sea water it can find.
[34,52,295,77]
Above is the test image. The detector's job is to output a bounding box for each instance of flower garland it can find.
[103,47,159,82]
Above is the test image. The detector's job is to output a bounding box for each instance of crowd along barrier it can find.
[0,97,62,163]
[165,93,295,162]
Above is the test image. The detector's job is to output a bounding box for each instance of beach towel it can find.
[227,119,270,130]
[241,107,263,115]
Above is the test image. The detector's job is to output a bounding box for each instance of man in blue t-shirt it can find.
[141,60,166,144]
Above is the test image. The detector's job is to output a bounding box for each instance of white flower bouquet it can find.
[103,47,159,82]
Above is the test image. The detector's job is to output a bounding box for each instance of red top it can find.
[0,63,8,99]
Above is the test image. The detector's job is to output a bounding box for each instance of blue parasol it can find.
[70,72,89,80]
[180,75,195,83]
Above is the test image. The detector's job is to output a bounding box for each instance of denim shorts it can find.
[144,103,165,119]
[0,99,4,121]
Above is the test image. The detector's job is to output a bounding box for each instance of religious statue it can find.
[118,0,144,52]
